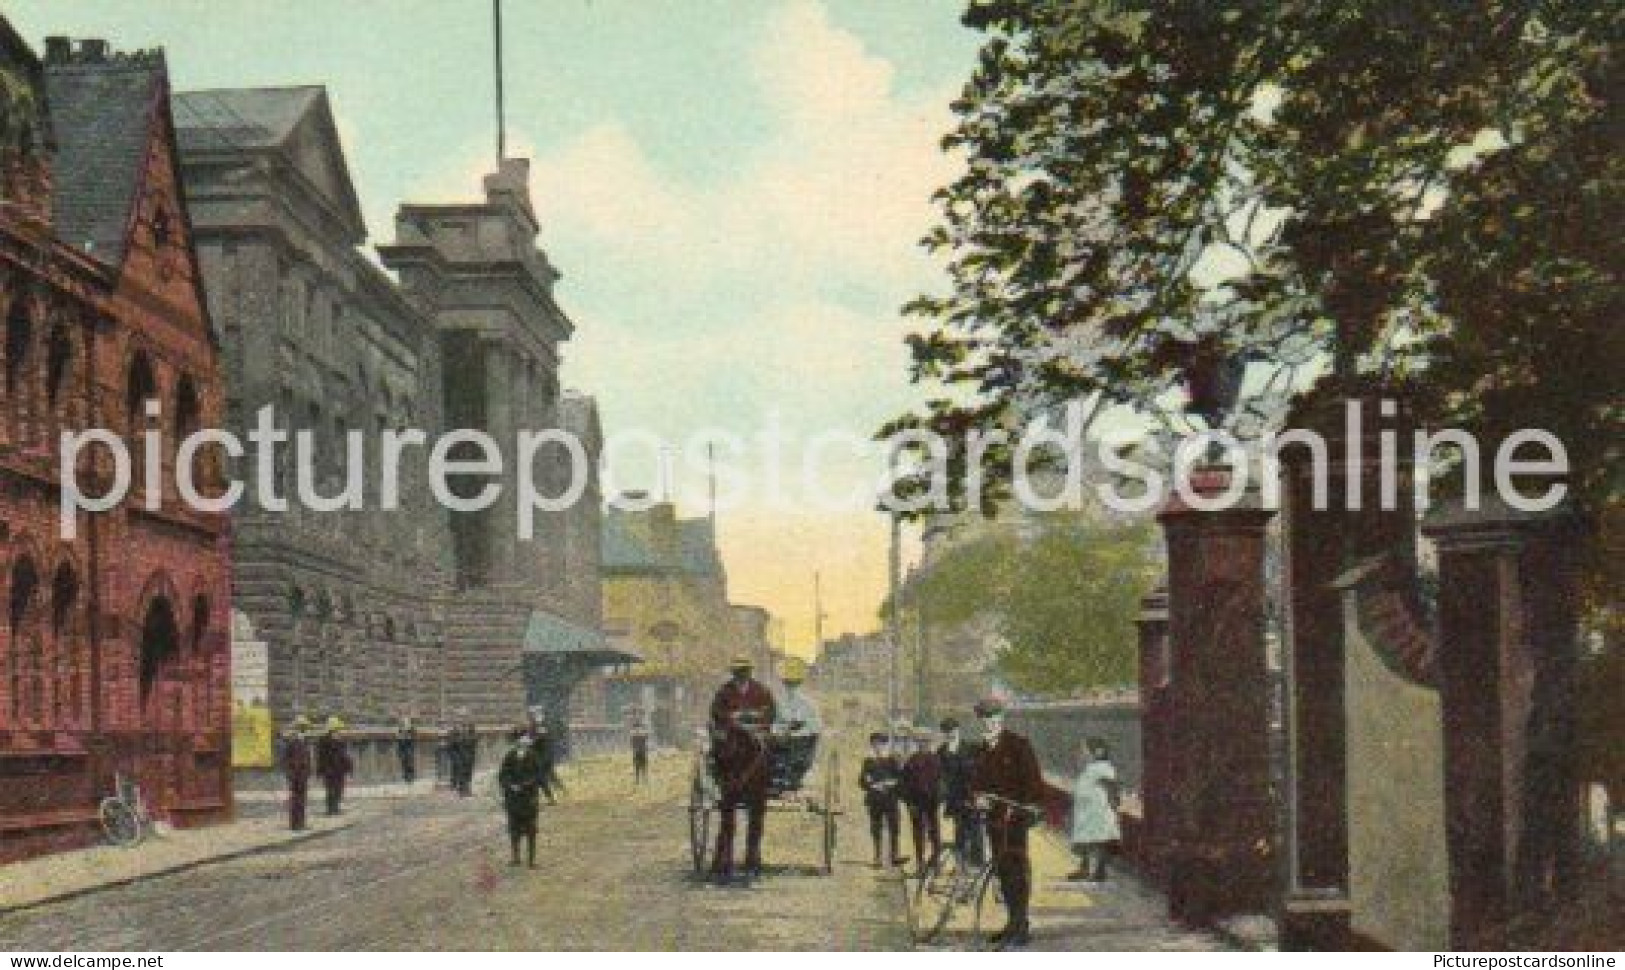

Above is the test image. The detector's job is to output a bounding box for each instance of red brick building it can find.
[1,24,231,862]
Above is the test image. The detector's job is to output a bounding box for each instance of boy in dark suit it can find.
[859,730,906,868]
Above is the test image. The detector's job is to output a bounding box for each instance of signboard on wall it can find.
[230,609,275,767]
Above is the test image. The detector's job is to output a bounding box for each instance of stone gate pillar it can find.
[1157,466,1277,923]
[1422,497,1581,947]
[1136,585,1171,887]
[1279,395,1417,947]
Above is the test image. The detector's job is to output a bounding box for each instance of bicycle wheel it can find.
[910,849,964,944]
[100,797,141,847]
[971,863,1008,949]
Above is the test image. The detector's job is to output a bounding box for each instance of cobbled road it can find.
[0,754,912,951]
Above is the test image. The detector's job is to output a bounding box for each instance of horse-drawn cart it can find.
[686,734,842,876]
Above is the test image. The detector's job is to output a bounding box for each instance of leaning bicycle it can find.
[908,794,1040,947]
[99,772,150,847]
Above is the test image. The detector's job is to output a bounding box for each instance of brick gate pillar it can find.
[1157,465,1277,923]
[1279,395,1418,947]
[1135,585,1171,887]
[1422,497,1582,947]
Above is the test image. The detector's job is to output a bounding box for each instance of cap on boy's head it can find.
[973,697,1005,718]
[939,716,959,732]
[868,731,889,745]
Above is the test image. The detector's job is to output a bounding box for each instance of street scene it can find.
[1,0,1620,957]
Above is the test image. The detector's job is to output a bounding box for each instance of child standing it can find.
[859,730,906,868]
[1068,737,1121,883]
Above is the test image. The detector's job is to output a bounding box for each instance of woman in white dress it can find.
[1068,737,1121,883]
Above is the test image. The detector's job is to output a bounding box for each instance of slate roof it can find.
[43,53,164,266]
[171,86,321,152]
[521,610,639,665]
[678,519,723,576]
[172,86,366,241]
[601,509,723,577]
[601,511,660,573]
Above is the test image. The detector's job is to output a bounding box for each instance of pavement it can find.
[911,818,1234,951]
[0,745,1229,951]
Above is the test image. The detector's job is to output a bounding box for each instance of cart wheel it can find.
[820,748,839,874]
[688,761,710,874]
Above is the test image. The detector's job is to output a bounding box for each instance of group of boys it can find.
[858,697,1045,950]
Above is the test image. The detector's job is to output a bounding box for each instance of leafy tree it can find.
[890,515,1159,697]
[889,0,1620,527]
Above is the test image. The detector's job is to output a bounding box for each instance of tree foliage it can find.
[889,0,1620,526]
[896,515,1159,697]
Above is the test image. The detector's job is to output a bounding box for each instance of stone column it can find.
[1422,497,1581,948]
[1157,465,1278,923]
[1136,585,1171,887]
[1279,394,1417,947]
[482,339,517,584]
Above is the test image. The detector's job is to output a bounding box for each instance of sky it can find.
[8,0,982,655]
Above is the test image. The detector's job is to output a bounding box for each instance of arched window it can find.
[126,351,158,429]
[173,375,200,441]
[45,323,71,406]
[138,595,179,704]
[7,557,39,724]
[51,563,79,724]
[191,593,211,729]
[5,296,32,396]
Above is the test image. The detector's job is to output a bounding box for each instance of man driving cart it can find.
[708,657,777,882]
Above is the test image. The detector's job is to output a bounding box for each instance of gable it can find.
[173,86,365,244]
[120,88,214,339]
[283,96,366,242]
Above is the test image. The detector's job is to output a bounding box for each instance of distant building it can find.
[1,28,231,861]
[595,497,768,744]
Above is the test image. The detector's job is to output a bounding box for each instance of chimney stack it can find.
[77,39,108,62]
[43,36,71,63]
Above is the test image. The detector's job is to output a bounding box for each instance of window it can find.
[5,297,32,396]
[138,595,179,705]
[7,557,39,724]
[45,324,71,405]
[52,564,79,724]
[126,351,158,429]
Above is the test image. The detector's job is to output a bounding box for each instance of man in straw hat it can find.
[315,715,354,816]
[279,715,313,831]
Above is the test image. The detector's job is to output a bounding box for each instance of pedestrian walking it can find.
[970,697,1046,950]
[1068,737,1121,884]
[937,717,984,866]
[499,726,544,868]
[901,728,943,873]
[396,715,418,786]
[279,715,313,831]
[630,721,650,786]
[452,718,478,797]
[859,730,906,868]
[528,717,565,803]
[315,716,353,816]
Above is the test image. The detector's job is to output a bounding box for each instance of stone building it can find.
[175,86,458,731]
[174,85,615,744]
[596,498,766,744]
[1,28,232,861]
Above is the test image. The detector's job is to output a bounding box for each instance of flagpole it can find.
[493,0,506,163]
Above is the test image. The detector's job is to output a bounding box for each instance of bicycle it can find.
[908,793,1041,947]
[99,772,150,847]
